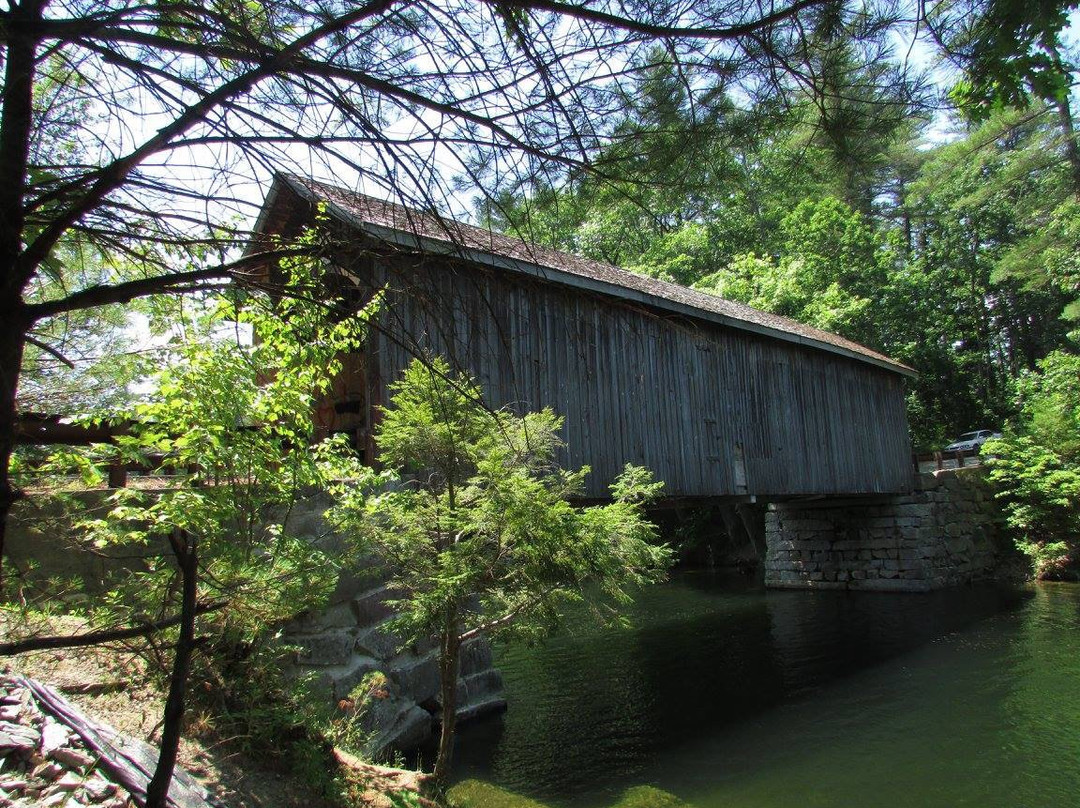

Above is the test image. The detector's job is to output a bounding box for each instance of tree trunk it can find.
[0,327,27,595]
[1055,95,1080,200]
[433,609,461,783]
[0,1,42,597]
[145,529,199,808]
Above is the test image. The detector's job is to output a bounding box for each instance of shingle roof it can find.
[274,174,913,376]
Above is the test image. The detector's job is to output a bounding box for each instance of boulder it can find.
[390,655,442,707]
[352,586,396,627]
[293,631,356,666]
[351,672,434,757]
[355,624,404,659]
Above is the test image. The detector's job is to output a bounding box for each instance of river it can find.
[448,573,1080,807]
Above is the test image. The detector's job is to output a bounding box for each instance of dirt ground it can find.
[1,620,431,808]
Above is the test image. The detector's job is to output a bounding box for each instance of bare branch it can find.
[457,586,558,644]
[19,0,398,277]
[24,249,300,323]
[499,0,831,41]
[0,600,227,656]
[24,335,75,368]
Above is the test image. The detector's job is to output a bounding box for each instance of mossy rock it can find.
[444,780,692,808]
[444,780,552,808]
[610,785,692,808]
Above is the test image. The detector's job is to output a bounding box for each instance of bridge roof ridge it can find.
[272,173,915,377]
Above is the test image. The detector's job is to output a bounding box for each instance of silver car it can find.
[944,429,1002,452]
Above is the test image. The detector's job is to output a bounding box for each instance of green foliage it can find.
[889,108,1076,445]
[691,198,882,342]
[996,195,1080,324]
[939,0,1077,119]
[481,54,791,274]
[4,243,382,802]
[1022,351,1080,456]
[10,245,375,717]
[18,239,150,416]
[694,251,871,338]
[193,641,340,779]
[327,357,671,647]
[986,350,1080,578]
[326,357,671,776]
[625,223,721,287]
[779,197,887,297]
[69,260,370,643]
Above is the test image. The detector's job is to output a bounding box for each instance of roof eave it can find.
[276,173,917,379]
[357,220,917,379]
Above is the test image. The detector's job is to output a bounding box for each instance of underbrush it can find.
[0,609,426,808]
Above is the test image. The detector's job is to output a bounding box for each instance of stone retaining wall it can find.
[281,496,506,756]
[764,468,1001,592]
[283,580,506,756]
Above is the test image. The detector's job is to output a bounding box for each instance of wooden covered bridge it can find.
[253,174,915,501]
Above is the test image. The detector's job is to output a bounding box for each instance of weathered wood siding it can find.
[350,250,912,499]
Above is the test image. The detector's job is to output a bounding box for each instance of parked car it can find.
[944,429,1002,452]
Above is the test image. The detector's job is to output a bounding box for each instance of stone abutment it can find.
[764,468,1001,592]
[279,496,506,757]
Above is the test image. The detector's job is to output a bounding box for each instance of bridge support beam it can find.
[764,469,1001,592]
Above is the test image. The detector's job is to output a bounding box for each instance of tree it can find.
[3,256,372,808]
[984,349,1080,579]
[930,0,1077,119]
[18,242,150,416]
[932,0,1080,199]
[482,11,929,281]
[886,109,1075,445]
[689,197,886,344]
[788,3,930,215]
[970,105,1080,324]
[477,53,775,272]
[324,357,672,781]
[0,0,947,592]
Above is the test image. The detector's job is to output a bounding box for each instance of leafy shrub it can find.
[986,350,1080,578]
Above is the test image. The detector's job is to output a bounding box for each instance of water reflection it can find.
[450,572,1038,807]
[667,582,1080,808]
[762,585,1029,696]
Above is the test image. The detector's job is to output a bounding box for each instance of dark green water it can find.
[449,573,1080,807]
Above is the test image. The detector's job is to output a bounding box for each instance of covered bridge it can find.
[252,174,915,500]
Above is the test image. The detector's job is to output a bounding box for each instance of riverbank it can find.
[7,578,1077,808]
[0,632,433,808]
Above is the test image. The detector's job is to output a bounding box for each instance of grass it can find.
[446,781,551,808]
